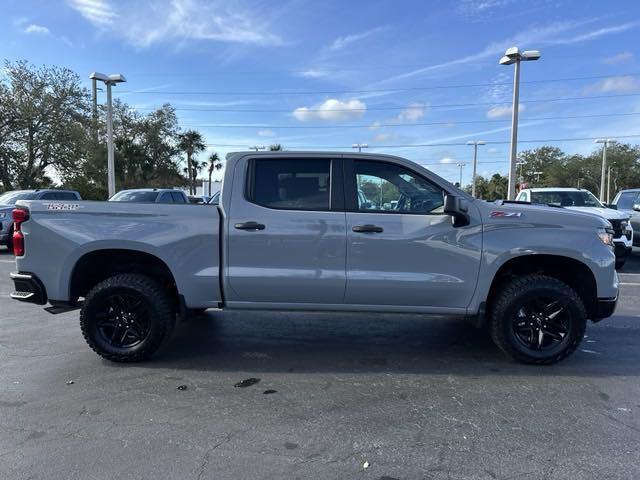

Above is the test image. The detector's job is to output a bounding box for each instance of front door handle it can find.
[235,221,266,231]
[352,224,384,233]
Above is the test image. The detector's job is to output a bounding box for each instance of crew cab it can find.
[0,189,81,251]
[9,152,619,365]
[517,187,633,268]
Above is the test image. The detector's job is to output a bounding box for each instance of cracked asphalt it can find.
[1,247,639,479]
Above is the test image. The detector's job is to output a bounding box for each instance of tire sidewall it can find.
[500,284,584,361]
[81,276,172,361]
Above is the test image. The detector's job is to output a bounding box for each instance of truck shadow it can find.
[145,310,640,377]
[618,248,640,273]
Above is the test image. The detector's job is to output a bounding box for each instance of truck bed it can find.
[15,200,222,308]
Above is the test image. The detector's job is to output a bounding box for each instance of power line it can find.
[118,72,640,96]
[131,92,640,113]
[203,133,640,149]
[179,111,640,129]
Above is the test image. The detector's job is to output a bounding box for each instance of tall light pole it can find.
[607,166,612,204]
[352,143,368,153]
[466,140,486,198]
[595,138,617,202]
[90,72,126,199]
[456,163,466,187]
[249,145,265,152]
[500,47,541,200]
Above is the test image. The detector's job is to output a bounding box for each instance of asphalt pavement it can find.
[0,247,639,479]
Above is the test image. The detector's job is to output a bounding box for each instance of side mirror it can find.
[633,204,640,212]
[444,194,470,227]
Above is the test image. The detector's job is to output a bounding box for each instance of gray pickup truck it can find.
[9,152,618,365]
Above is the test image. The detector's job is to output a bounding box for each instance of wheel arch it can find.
[69,249,179,305]
[486,254,598,319]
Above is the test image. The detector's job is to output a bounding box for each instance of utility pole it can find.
[456,163,466,187]
[499,47,541,200]
[466,140,486,198]
[595,138,617,202]
[607,166,611,204]
[352,143,368,153]
[91,78,98,144]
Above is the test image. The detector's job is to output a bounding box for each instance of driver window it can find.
[354,160,445,214]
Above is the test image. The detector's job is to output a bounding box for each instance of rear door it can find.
[343,158,482,309]
[226,156,347,305]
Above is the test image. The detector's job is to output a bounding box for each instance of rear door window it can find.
[249,158,331,211]
[158,193,174,204]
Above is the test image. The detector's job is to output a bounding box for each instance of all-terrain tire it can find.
[80,273,175,362]
[489,274,587,365]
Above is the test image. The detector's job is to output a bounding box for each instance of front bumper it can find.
[9,272,48,305]
[592,296,618,322]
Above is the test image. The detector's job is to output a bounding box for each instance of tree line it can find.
[0,60,224,200]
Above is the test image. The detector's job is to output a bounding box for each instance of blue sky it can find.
[2,0,640,184]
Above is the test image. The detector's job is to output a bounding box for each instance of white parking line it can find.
[0,260,15,264]
[620,282,640,286]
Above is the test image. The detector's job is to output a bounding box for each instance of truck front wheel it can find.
[80,274,175,362]
[489,275,587,365]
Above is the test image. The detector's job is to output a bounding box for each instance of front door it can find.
[343,158,482,309]
[226,156,347,305]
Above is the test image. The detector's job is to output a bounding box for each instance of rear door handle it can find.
[234,221,266,231]
[352,224,384,233]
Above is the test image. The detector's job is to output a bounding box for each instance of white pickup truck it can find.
[9,152,619,364]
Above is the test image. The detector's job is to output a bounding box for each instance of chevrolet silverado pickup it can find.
[9,152,619,364]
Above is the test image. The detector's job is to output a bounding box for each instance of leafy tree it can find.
[467,174,508,201]
[0,60,90,191]
[177,130,206,194]
[269,144,283,151]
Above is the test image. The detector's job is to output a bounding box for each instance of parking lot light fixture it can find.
[466,140,486,198]
[352,143,368,153]
[595,138,617,202]
[500,47,541,200]
[89,71,127,199]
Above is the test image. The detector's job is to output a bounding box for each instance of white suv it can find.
[517,187,633,268]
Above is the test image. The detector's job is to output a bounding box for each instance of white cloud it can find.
[440,157,456,164]
[292,98,366,122]
[67,0,282,48]
[67,0,117,26]
[368,19,637,89]
[602,52,634,64]
[396,102,426,122]
[258,129,276,137]
[296,69,329,79]
[369,121,382,130]
[486,104,525,119]
[487,147,499,154]
[24,24,50,35]
[373,133,393,143]
[584,76,640,94]
[329,26,388,51]
[456,0,515,17]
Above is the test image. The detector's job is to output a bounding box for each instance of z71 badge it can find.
[490,211,522,217]
[44,203,81,211]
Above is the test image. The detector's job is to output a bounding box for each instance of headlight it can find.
[597,227,614,246]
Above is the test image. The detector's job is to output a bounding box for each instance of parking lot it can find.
[0,248,638,480]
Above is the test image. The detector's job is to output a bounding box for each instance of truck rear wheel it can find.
[489,275,587,365]
[80,274,175,362]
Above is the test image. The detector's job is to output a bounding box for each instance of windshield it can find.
[531,190,603,208]
[110,191,159,203]
[0,191,38,205]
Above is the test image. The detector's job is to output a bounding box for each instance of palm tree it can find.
[207,152,223,196]
[177,130,206,194]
